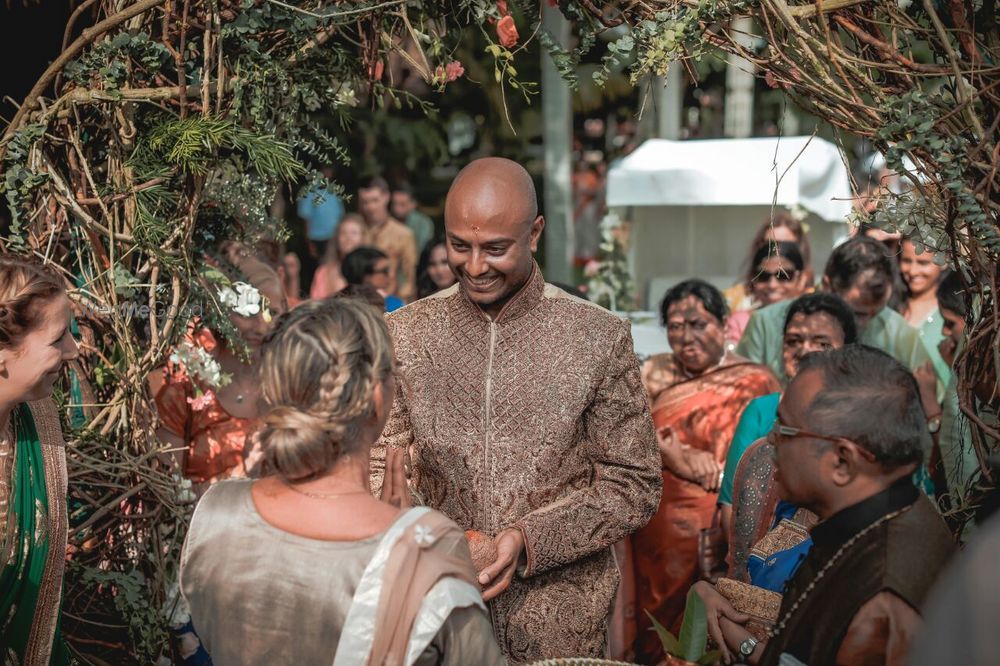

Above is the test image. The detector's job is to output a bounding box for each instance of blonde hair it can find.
[0,255,66,350]
[258,298,394,481]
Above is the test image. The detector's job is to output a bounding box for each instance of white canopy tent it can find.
[608,136,854,358]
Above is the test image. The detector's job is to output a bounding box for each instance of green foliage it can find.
[593,34,633,87]
[485,41,539,102]
[64,31,171,89]
[538,28,580,88]
[566,0,754,88]
[645,590,722,664]
[143,116,305,180]
[585,213,637,311]
[68,563,169,663]
[0,122,48,251]
[874,91,1000,254]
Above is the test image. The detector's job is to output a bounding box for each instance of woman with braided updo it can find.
[180,298,503,666]
[0,255,79,664]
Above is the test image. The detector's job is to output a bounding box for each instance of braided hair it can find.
[257,298,394,481]
[0,255,66,350]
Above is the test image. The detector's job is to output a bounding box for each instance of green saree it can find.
[0,400,70,665]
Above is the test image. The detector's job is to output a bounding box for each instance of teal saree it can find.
[0,402,70,664]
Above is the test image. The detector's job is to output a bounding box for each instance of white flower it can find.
[218,281,262,317]
[414,525,434,547]
[334,87,358,108]
[169,340,232,389]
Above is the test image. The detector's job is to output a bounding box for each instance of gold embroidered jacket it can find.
[372,265,662,663]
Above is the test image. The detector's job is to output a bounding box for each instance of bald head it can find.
[446,157,538,232]
[443,157,545,318]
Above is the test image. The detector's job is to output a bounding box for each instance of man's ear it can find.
[820,275,831,292]
[828,440,860,487]
[529,215,545,252]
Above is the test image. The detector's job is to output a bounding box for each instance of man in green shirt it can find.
[738,236,933,384]
[391,182,435,255]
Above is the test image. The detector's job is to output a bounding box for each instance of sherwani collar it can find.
[457,261,545,324]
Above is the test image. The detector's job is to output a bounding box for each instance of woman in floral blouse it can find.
[149,254,286,493]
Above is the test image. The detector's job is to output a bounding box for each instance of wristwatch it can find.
[739,635,759,657]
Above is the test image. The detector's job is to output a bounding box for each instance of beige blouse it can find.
[180,480,504,666]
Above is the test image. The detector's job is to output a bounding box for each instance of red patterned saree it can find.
[631,354,779,661]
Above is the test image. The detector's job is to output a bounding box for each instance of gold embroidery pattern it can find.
[23,399,68,666]
[376,267,662,662]
[749,518,812,561]
[715,576,782,640]
[0,418,15,572]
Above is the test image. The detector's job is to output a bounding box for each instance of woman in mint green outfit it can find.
[898,238,951,393]
[0,256,79,664]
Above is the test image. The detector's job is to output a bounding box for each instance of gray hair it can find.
[798,345,927,468]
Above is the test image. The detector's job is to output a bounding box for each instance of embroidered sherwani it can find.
[371,265,662,663]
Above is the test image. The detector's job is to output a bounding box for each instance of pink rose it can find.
[445,61,465,82]
[497,15,519,49]
[497,0,508,14]
[187,390,215,412]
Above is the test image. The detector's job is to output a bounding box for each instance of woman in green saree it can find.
[0,256,79,664]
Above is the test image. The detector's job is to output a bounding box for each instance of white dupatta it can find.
[332,507,486,666]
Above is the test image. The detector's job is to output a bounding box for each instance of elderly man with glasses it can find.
[704,345,955,665]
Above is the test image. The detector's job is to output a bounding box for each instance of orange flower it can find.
[496,15,519,49]
[368,59,385,81]
[497,0,508,14]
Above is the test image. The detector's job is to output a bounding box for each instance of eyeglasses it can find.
[370,267,390,276]
[754,269,797,283]
[771,418,878,463]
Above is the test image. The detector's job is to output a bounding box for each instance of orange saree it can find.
[631,354,779,662]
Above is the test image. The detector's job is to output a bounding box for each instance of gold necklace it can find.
[283,480,370,500]
[767,503,912,642]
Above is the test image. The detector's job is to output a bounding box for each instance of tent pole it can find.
[656,65,684,140]
[724,16,756,138]
[541,2,573,284]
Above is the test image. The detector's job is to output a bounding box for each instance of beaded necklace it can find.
[767,503,912,642]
